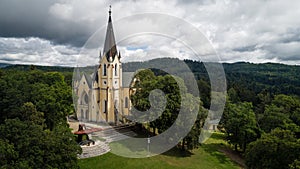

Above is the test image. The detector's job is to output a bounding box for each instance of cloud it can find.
[0,37,79,66]
[0,0,106,47]
[0,0,300,65]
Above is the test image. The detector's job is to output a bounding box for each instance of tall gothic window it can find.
[85,110,89,120]
[104,100,107,113]
[103,64,107,76]
[81,109,84,119]
[96,111,99,122]
[115,64,117,76]
[125,97,128,108]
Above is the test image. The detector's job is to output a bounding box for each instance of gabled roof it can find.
[90,65,99,84]
[122,72,135,87]
[83,72,92,89]
[103,6,117,61]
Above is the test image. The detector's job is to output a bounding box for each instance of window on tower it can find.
[104,100,107,113]
[125,97,128,108]
[115,64,117,76]
[103,64,107,76]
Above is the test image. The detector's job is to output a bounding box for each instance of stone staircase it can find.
[78,140,110,159]
[91,124,137,143]
[78,123,137,158]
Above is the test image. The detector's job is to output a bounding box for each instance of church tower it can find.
[98,6,122,124]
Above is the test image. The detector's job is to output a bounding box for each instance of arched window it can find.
[125,97,128,108]
[85,110,89,120]
[96,111,99,122]
[84,94,88,104]
[115,64,117,76]
[81,109,84,119]
[103,64,107,76]
[80,91,88,105]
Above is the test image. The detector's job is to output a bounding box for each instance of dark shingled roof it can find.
[90,65,99,85]
[103,7,117,61]
[122,72,135,87]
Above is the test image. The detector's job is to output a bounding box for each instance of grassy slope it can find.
[79,133,240,169]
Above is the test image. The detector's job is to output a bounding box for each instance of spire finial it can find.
[108,5,112,22]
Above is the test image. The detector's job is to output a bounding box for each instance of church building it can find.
[73,7,135,125]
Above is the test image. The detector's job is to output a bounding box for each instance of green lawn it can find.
[78,133,241,169]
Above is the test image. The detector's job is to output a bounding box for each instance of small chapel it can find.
[73,7,135,125]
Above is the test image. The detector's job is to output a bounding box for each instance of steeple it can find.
[103,5,117,61]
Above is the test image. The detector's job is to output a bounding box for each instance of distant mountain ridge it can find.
[1,58,299,97]
[0,63,11,68]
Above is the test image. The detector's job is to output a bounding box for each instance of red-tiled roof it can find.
[74,127,103,135]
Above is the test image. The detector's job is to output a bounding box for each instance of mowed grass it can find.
[78,132,241,169]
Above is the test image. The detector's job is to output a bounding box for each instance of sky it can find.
[0,0,300,66]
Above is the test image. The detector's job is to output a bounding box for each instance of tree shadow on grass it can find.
[201,142,244,168]
[201,143,231,163]
[162,146,194,157]
[208,132,227,140]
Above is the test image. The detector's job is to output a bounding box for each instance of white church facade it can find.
[73,7,135,125]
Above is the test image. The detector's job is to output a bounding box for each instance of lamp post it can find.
[147,135,150,157]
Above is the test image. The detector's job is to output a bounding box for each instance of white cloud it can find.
[1,0,300,65]
[0,37,79,66]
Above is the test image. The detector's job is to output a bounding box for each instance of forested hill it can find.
[123,58,300,97]
[2,58,300,98]
[2,63,74,72]
[223,62,300,96]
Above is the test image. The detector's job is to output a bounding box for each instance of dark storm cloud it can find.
[0,0,95,47]
[280,28,300,44]
[232,45,258,52]
[0,57,21,62]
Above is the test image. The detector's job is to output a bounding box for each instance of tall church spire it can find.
[103,5,117,61]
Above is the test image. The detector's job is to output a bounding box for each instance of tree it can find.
[0,116,81,168]
[20,102,45,127]
[130,69,207,151]
[259,94,300,133]
[223,102,259,152]
[178,94,207,150]
[0,139,19,168]
[0,70,73,130]
[29,72,73,130]
[246,129,300,169]
[272,94,300,114]
[227,88,239,103]
[131,70,181,134]
[197,79,211,108]
[259,104,291,132]
[0,69,81,168]
[289,160,300,169]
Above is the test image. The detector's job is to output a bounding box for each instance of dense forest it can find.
[1,58,300,168]
[0,68,81,168]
